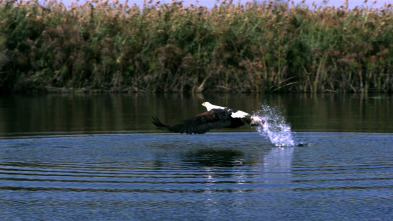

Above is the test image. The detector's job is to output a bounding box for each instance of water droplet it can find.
[253,105,295,147]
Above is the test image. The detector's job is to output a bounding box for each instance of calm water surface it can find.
[1,94,393,220]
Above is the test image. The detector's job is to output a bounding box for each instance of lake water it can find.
[1,94,393,220]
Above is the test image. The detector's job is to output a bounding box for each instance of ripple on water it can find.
[1,132,393,220]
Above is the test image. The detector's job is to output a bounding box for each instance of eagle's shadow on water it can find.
[183,146,297,169]
[179,137,299,173]
[184,148,247,167]
[151,133,300,169]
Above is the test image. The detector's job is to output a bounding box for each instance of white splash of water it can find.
[253,105,295,147]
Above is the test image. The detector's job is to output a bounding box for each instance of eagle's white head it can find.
[202,102,225,111]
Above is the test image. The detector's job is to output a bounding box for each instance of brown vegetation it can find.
[1,0,393,93]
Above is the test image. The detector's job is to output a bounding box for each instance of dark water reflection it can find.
[1,94,393,220]
[1,93,393,135]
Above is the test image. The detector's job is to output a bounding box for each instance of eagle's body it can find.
[152,102,264,134]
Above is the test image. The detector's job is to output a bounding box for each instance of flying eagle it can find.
[152,102,264,134]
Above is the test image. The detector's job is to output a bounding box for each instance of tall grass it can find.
[1,0,393,93]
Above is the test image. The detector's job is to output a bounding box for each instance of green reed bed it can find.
[1,0,393,93]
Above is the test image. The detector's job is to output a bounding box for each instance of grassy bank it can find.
[1,0,393,93]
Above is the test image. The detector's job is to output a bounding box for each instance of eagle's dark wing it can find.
[152,109,233,134]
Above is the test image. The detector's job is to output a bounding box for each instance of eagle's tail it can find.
[152,117,170,130]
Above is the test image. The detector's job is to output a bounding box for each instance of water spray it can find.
[253,105,295,147]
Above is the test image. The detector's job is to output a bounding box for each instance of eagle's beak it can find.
[202,102,205,106]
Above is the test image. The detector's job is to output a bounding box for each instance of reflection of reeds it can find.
[1,0,393,93]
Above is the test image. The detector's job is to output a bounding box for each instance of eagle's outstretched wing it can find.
[152,109,235,134]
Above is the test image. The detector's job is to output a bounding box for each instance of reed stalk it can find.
[1,0,393,93]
